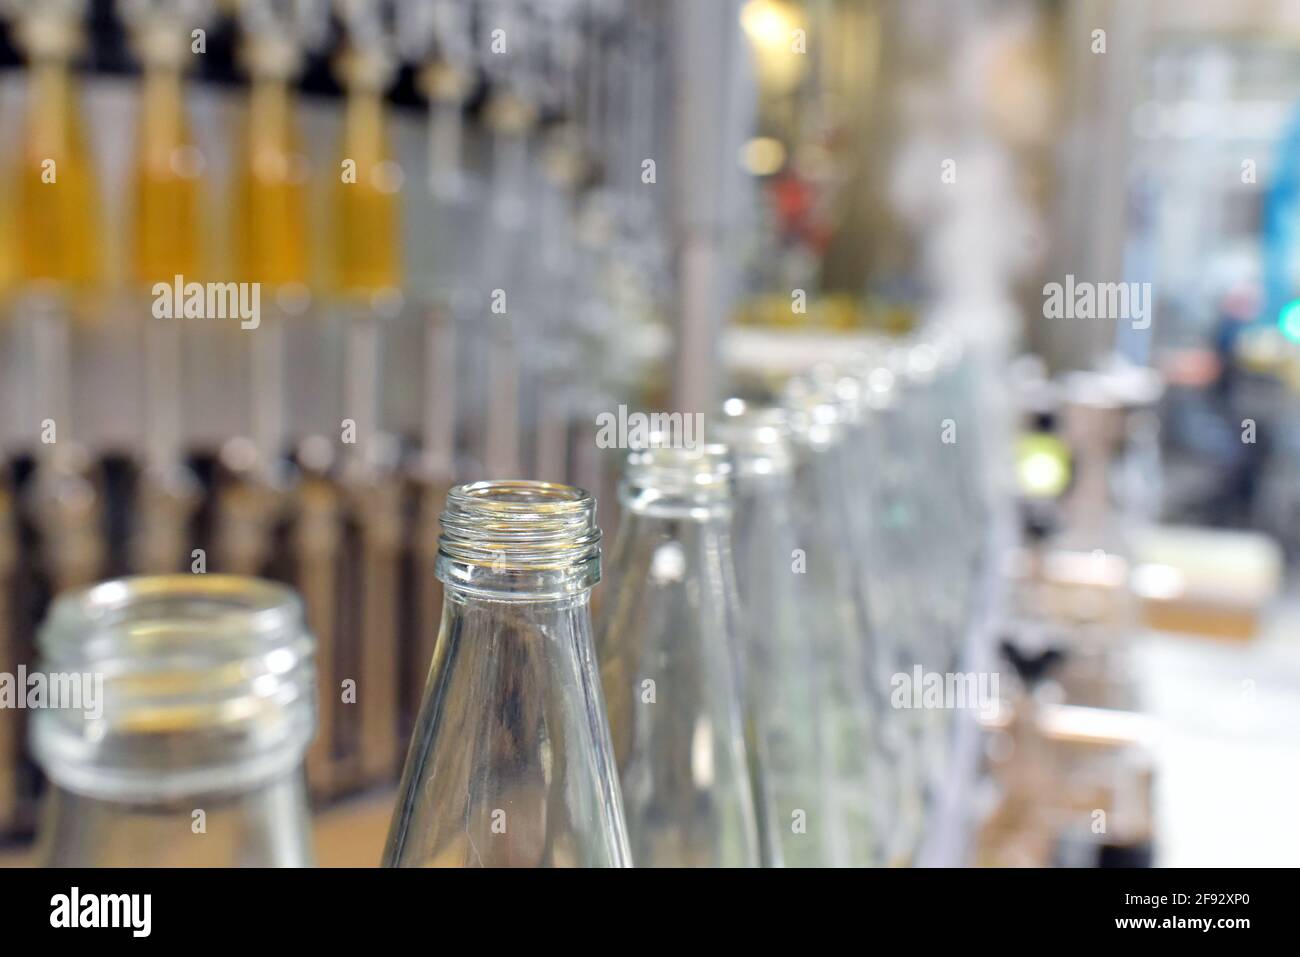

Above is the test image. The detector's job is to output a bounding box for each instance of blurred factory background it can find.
[1,0,1298,866]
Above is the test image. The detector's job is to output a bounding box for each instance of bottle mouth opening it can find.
[717,399,794,476]
[42,575,303,658]
[620,442,732,516]
[438,481,602,590]
[783,378,847,447]
[450,479,594,512]
[30,575,315,802]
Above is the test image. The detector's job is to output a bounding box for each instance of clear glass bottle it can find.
[871,348,960,808]
[596,443,760,867]
[822,365,936,865]
[784,382,893,866]
[717,400,827,867]
[30,575,316,867]
[384,480,630,868]
[848,347,967,859]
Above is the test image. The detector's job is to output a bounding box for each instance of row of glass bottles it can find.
[0,0,670,823]
[28,333,997,866]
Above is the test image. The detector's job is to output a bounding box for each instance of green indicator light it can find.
[1015,433,1072,499]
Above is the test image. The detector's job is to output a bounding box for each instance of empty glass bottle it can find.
[784,381,891,866]
[868,348,961,810]
[384,480,630,867]
[846,343,978,860]
[30,575,316,867]
[717,400,827,867]
[815,365,931,865]
[596,442,760,867]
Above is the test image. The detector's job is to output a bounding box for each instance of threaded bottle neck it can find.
[717,399,794,479]
[783,376,849,451]
[619,443,733,519]
[31,575,315,803]
[437,480,602,599]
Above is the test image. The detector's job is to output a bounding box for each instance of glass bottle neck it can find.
[440,580,593,612]
[38,775,313,867]
[30,575,315,805]
[598,453,758,867]
[618,442,733,521]
[436,480,601,600]
[386,481,627,867]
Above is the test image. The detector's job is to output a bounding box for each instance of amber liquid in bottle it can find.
[132,64,203,283]
[17,58,101,288]
[333,84,401,294]
[236,77,308,287]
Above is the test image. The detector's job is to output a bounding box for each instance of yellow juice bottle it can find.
[332,50,402,296]
[236,76,308,287]
[131,62,203,284]
[17,55,102,290]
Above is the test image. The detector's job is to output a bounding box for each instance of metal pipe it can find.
[668,0,750,414]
